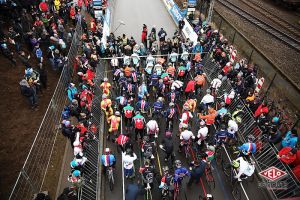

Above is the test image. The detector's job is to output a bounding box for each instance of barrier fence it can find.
[202,54,300,199]
[77,62,104,200]
[9,13,83,200]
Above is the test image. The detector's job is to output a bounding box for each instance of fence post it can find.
[21,168,38,194]
[248,49,254,63]
[218,18,223,30]
[232,30,237,45]
[266,73,277,96]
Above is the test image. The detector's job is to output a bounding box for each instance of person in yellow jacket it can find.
[183,98,197,113]
[107,111,121,140]
[100,78,111,96]
[198,106,217,126]
[54,0,61,11]
[101,94,113,117]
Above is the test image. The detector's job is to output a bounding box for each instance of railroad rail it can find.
[217,0,300,52]
[239,0,300,38]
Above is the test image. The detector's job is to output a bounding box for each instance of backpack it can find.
[135,118,144,129]
[125,109,133,118]
[178,70,185,77]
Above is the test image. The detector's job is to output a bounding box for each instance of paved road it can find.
[102,0,272,200]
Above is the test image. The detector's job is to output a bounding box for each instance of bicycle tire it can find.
[215,147,223,165]
[205,168,216,189]
[108,171,114,191]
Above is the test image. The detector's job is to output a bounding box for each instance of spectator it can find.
[281,129,298,149]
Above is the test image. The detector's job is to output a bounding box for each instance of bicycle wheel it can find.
[232,181,241,200]
[215,147,223,165]
[109,170,114,191]
[205,168,216,189]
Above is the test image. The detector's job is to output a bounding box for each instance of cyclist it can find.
[132,111,146,141]
[179,106,193,133]
[141,136,155,161]
[194,72,206,95]
[159,166,174,197]
[231,104,244,123]
[174,160,190,186]
[197,120,209,149]
[177,62,187,82]
[100,94,113,117]
[160,130,175,162]
[146,119,159,142]
[166,87,179,103]
[100,77,111,96]
[164,102,178,131]
[107,111,121,140]
[184,79,195,100]
[238,135,257,158]
[187,154,208,186]
[198,106,217,127]
[139,159,155,189]
[100,148,116,174]
[150,71,160,91]
[123,102,134,132]
[215,123,228,146]
[115,93,127,112]
[183,98,197,113]
[166,63,176,78]
[179,124,195,153]
[115,133,129,152]
[232,156,255,182]
[135,96,150,114]
[210,74,222,95]
[118,72,127,95]
[126,78,136,100]
[157,79,166,97]
[199,89,214,113]
[137,81,149,100]
[227,119,238,145]
[169,49,178,64]
[153,97,164,118]
[216,102,228,122]
[122,148,137,179]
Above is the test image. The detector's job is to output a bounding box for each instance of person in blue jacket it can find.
[192,41,203,54]
[174,160,190,185]
[238,135,257,156]
[281,129,298,149]
[67,83,78,102]
[101,148,116,173]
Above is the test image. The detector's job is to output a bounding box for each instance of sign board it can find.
[94,10,102,19]
[182,18,198,45]
[188,0,196,6]
[93,0,102,10]
[259,166,287,182]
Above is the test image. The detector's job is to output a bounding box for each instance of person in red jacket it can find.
[254,101,268,118]
[141,24,148,48]
[70,6,76,25]
[90,18,97,32]
[39,1,49,12]
[184,80,195,99]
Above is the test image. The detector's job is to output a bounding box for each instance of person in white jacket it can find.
[232,157,255,181]
[122,149,137,178]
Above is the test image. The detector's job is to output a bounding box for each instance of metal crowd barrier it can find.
[9,12,83,200]
[78,62,105,200]
[201,55,300,199]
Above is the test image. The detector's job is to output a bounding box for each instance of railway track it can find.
[217,0,300,52]
[239,0,300,38]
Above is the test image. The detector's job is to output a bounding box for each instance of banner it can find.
[170,3,183,24]
[101,8,111,46]
[182,18,198,45]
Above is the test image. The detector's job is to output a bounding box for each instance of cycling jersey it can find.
[146,120,159,134]
[140,166,155,183]
[180,130,195,141]
[101,154,116,167]
[174,167,190,183]
[238,142,257,155]
[215,130,228,144]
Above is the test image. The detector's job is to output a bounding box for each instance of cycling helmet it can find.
[126,148,132,154]
[115,111,120,116]
[247,134,255,142]
[206,89,211,94]
[143,136,149,142]
[105,148,110,153]
[165,130,172,137]
[183,105,190,111]
[220,102,226,107]
[158,97,163,102]
[163,166,169,173]
[171,86,175,91]
[104,77,108,82]
[127,78,132,82]
[102,94,107,99]
[169,102,175,107]
[175,160,182,168]
[72,170,81,177]
[199,120,206,126]
[144,159,150,166]
[232,160,240,168]
[135,111,140,115]
[220,123,226,130]
[235,116,242,123]
[181,123,188,129]
[218,74,223,79]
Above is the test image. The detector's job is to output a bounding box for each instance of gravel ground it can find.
[215,2,300,88]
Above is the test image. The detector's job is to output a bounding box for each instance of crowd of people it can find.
[2,0,298,199]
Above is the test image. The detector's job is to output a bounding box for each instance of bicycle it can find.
[107,166,114,191]
[173,181,180,200]
[145,179,153,200]
[214,143,224,165]
[205,165,215,190]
